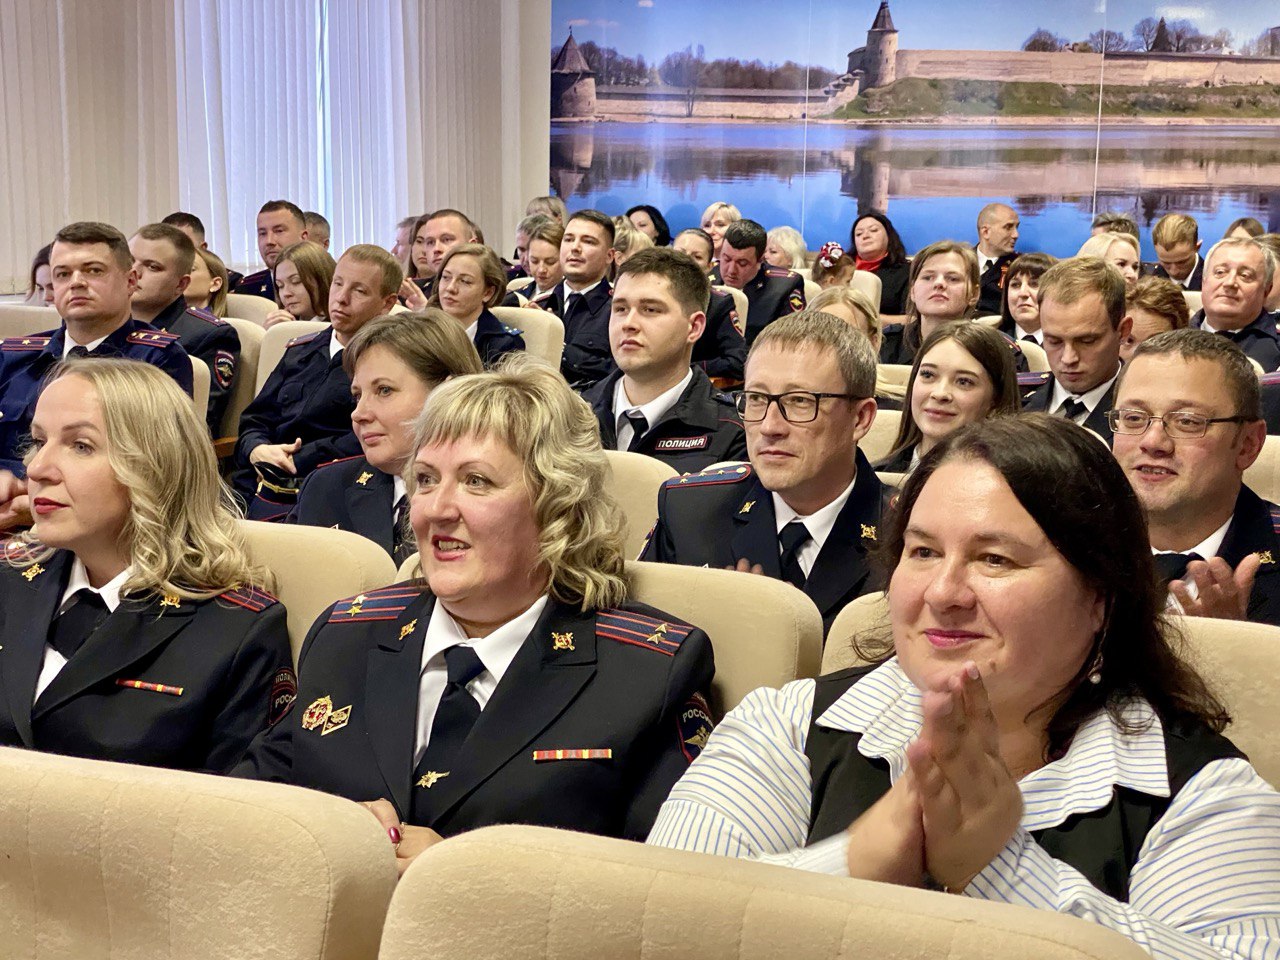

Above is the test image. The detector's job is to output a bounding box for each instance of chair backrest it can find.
[850,269,883,312]
[877,470,907,489]
[491,306,565,369]
[1244,435,1280,504]
[238,519,398,663]
[506,276,535,293]
[220,318,266,439]
[1019,337,1050,372]
[226,292,277,324]
[256,319,329,394]
[381,824,1149,960]
[605,450,678,558]
[713,285,748,336]
[0,746,396,960]
[1183,290,1203,317]
[0,303,58,339]
[190,356,210,423]
[626,559,823,713]
[794,266,812,281]
[861,408,902,463]
[973,314,1002,327]
[803,278,821,304]
[876,362,911,388]
[823,592,890,673]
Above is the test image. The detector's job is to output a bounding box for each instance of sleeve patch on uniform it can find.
[787,290,805,313]
[213,350,236,389]
[679,692,714,763]
[269,667,298,726]
[653,436,710,452]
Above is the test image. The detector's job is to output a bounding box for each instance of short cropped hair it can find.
[526,195,568,224]
[808,285,881,351]
[161,211,206,242]
[977,202,1016,230]
[429,243,508,310]
[54,222,133,272]
[1126,275,1190,330]
[275,241,336,317]
[259,200,306,228]
[343,309,483,383]
[1152,213,1199,248]
[1090,212,1139,242]
[1205,236,1277,290]
[1038,257,1126,329]
[1122,328,1260,421]
[517,214,551,239]
[134,223,196,272]
[766,226,808,269]
[750,310,877,398]
[722,219,767,258]
[303,211,330,245]
[616,247,712,316]
[567,209,615,245]
[425,208,477,239]
[339,243,404,297]
[408,354,628,611]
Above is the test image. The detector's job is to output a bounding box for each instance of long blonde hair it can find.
[11,359,274,599]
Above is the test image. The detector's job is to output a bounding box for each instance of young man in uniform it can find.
[714,219,805,347]
[975,202,1020,315]
[232,200,309,300]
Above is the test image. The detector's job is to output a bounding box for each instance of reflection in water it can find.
[551,122,1278,257]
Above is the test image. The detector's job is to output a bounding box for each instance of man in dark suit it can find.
[232,200,309,300]
[129,223,241,436]
[405,208,480,303]
[581,248,746,473]
[1190,237,1279,372]
[642,311,888,634]
[692,288,747,382]
[1020,257,1128,443]
[530,209,616,389]
[1152,212,1204,292]
[714,220,805,346]
[975,202,1020,315]
[1111,329,1280,626]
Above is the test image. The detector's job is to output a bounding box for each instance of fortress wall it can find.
[894,49,1280,88]
[595,94,811,119]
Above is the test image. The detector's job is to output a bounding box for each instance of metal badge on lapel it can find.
[399,619,418,641]
[160,594,180,609]
[1260,551,1275,565]
[417,771,449,789]
[302,695,333,731]
[321,705,351,735]
[21,564,44,582]
[552,631,575,651]
[356,471,373,486]
[861,524,877,541]
[738,500,755,514]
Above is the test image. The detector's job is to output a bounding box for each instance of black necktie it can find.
[67,345,91,358]
[564,292,584,324]
[1059,398,1087,421]
[778,521,811,590]
[411,645,486,823]
[1154,552,1202,585]
[1021,334,1038,343]
[623,410,649,452]
[392,496,415,565]
[48,589,109,660]
[1215,329,1242,343]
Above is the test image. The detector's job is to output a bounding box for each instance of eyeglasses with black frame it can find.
[1106,408,1253,439]
[735,390,861,423]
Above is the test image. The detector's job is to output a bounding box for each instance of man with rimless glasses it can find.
[641,312,891,635]
[1111,328,1280,626]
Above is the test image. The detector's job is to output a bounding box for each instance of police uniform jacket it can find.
[231,329,360,500]
[0,548,295,773]
[1019,371,1116,444]
[1260,372,1280,434]
[249,586,715,841]
[881,321,1028,372]
[1210,484,1280,627]
[869,261,910,316]
[640,454,890,633]
[151,296,241,436]
[581,368,747,473]
[692,290,747,382]
[232,268,274,300]
[716,264,805,346]
[1155,258,1204,292]
[977,253,1016,316]
[1191,309,1280,373]
[0,321,193,475]
[473,308,526,367]
[288,455,397,556]
[532,280,615,388]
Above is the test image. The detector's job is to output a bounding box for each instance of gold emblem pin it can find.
[356,471,373,486]
[861,524,877,541]
[399,618,418,641]
[21,564,45,582]
[552,631,575,651]
[301,695,333,731]
[739,500,755,514]
[417,771,449,789]
[346,594,368,617]
[321,705,352,735]
[160,594,180,608]
[684,725,712,751]
[1259,551,1275,565]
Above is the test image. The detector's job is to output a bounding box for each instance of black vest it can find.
[805,667,1244,902]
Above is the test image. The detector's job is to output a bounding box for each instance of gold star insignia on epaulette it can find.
[645,623,669,644]
[684,725,711,750]
[739,500,755,514]
[21,564,44,582]
[1259,551,1275,565]
[346,594,368,616]
[399,618,418,641]
[552,631,575,651]
[160,594,180,608]
[861,524,877,541]
[417,771,449,789]
[356,471,373,486]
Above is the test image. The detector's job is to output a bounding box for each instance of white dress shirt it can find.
[1157,514,1232,612]
[61,334,109,357]
[328,330,344,359]
[413,595,549,763]
[612,370,692,452]
[770,473,858,577]
[1049,368,1120,424]
[35,559,132,699]
[1014,323,1043,345]
[648,658,1280,960]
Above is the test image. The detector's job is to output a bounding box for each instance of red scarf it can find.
[855,253,887,272]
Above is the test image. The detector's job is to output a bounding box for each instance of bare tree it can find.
[1022,28,1064,52]
[1133,16,1160,51]
[1088,29,1131,53]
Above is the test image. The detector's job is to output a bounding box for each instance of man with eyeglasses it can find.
[641,312,889,634]
[1111,328,1280,626]
[1190,237,1279,373]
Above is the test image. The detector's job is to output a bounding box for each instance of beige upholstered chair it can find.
[849,270,883,312]
[219,318,266,442]
[973,314,1003,327]
[823,592,889,673]
[876,362,911,389]
[860,408,901,463]
[225,292,277,324]
[626,559,824,713]
[877,470,907,489]
[255,319,328,394]
[606,450,677,558]
[0,303,58,338]
[1244,435,1280,504]
[1183,290,1203,317]
[804,278,821,304]
[506,276,535,294]
[492,306,565,369]
[381,824,1148,960]
[713,285,749,336]
[1019,338,1050,372]
[190,355,210,424]
[238,520,398,663]
[0,746,396,960]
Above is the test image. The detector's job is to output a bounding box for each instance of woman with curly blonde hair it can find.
[263,353,714,873]
[0,358,293,773]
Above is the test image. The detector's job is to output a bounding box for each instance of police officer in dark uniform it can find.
[975,202,1020,315]
[231,245,402,516]
[231,199,309,300]
[425,242,527,368]
[580,248,746,473]
[641,311,887,635]
[129,223,241,436]
[1189,238,1280,373]
[401,209,481,309]
[713,220,805,347]
[288,455,407,559]
[692,288,747,383]
[0,222,192,475]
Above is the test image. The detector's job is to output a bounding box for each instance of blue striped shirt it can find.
[648,659,1280,959]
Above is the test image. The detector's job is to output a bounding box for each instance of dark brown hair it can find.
[615,246,711,316]
[53,222,133,272]
[999,252,1057,327]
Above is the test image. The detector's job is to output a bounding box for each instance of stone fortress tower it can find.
[551,29,597,119]
[862,1,899,89]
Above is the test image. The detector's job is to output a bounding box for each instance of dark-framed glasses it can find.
[735,390,859,423]
[1106,408,1252,439]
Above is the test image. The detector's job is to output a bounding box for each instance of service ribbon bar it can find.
[116,679,184,697]
[532,748,613,762]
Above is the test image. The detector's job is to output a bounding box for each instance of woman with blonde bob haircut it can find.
[0,358,294,773]
[264,353,715,873]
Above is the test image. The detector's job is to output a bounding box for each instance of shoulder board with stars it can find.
[127,329,181,348]
[1,336,51,352]
[1017,371,1051,388]
[663,464,753,491]
[286,330,325,349]
[998,331,1024,356]
[218,584,280,613]
[315,454,364,471]
[502,323,523,336]
[764,267,798,280]
[596,609,693,657]
[1260,372,1280,387]
[187,306,228,326]
[1,537,43,565]
[327,585,420,623]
